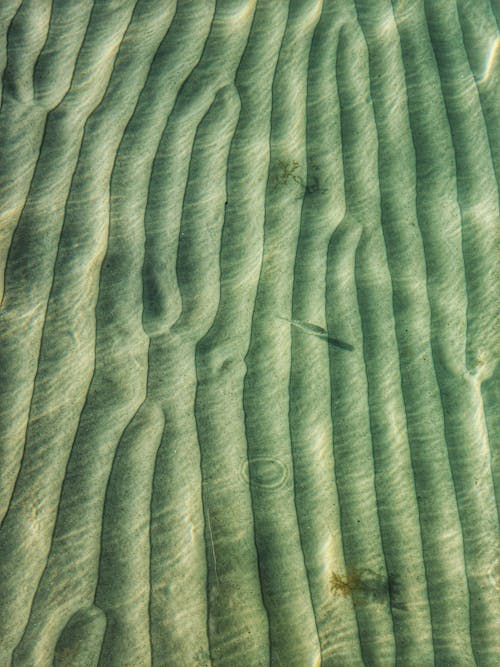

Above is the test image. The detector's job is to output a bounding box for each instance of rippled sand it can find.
[0,2,498,666]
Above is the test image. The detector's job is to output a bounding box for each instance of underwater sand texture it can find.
[0,1,498,665]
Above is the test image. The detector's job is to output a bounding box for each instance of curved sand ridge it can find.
[0,1,498,665]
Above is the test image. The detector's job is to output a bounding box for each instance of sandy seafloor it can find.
[0,1,498,665]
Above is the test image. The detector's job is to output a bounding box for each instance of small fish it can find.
[277,316,325,335]
[277,316,354,351]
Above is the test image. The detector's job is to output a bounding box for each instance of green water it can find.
[0,1,498,665]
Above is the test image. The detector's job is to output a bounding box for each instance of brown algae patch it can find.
[329,568,396,608]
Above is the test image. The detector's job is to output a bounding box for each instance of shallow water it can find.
[0,1,498,666]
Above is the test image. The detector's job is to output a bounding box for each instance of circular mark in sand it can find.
[241,457,288,489]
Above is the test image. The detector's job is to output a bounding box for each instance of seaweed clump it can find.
[271,159,329,199]
[272,159,303,190]
[330,569,363,598]
[329,568,394,608]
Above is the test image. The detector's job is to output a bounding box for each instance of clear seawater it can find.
[0,2,498,666]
